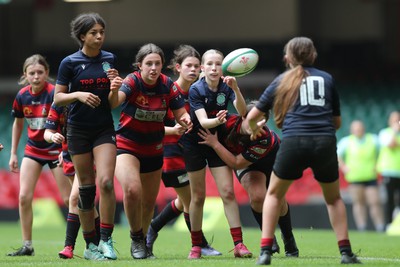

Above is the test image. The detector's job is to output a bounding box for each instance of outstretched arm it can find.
[198,128,251,169]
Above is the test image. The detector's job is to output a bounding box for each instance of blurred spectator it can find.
[337,120,385,232]
[377,111,400,227]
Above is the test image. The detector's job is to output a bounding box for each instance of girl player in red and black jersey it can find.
[109,43,192,259]
[146,45,221,256]
[7,54,71,257]
[44,103,101,259]
[198,101,299,257]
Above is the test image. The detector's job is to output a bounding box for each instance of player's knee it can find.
[98,177,114,193]
[78,184,96,211]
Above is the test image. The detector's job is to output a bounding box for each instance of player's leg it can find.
[7,157,42,256]
[94,143,117,260]
[211,166,252,258]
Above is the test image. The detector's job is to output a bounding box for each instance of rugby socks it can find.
[338,239,353,255]
[251,208,263,230]
[83,230,98,247]
[95,216,100,243]
[100,223,114,242]
[23,240,33,249]
[230,227,244,245]
[151,200,182,232]
[65,212,80,247]
[190,230,203,247]
[130,229,144,240]
[260,237,274,251]
[278,204,294,240]
[184,212,208,247]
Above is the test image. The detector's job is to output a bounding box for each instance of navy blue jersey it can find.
[56,50,116,128]
[256,67,340,137]
[185,77,235,143]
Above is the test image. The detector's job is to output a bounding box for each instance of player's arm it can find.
[198,128,251,169]
[195,108,227,129]
[9,118,24,172]
[172,107,192,132]
[108,76,126,109]
[54,84,101,108]
[44,128,64,144]
[333,116,341,130]
[223,76,246,117]
[165,124,186,136]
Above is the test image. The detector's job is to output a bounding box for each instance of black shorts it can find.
[117,149,163,173]
[162,171,190,188]
[182,141,226,172]
[24,155,59,169]
[67,125,116,155]
[235,144,278,184]
[273,136,338,183]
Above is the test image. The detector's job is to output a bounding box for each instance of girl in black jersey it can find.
[243,37,361,265]
[54,13,119,261]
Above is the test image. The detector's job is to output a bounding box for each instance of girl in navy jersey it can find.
[53,12,118,261]
[109,43,192,259]
[243,37,361,265]
[146,45,221,257]
[44,103,101,259]
[180,49,251,259]
[7,54,71,257]
[198,101,298,257]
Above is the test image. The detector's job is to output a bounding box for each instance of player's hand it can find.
[249,118,266,140]
[198,128,218,148]
[180,115,193,133]
[106,68,119,81]
[9,154,19,173]
[215,110,228,125]
[110,76,123,93]
[78,92,101,108]
[51,132,65,144]
[222,76,238,90]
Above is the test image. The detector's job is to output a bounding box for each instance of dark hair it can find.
[19,54,51,85]
[274,37,317,128]
[168,44,201,75]
[70,12,106,47]
[133,43,165,70]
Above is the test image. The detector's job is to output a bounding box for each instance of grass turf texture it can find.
[0,222,399,266]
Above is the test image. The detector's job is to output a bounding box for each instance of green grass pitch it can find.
[0,222,399,266]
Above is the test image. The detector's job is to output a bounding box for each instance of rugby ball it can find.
[222,48,259,77]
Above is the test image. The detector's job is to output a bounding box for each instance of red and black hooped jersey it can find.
[221,114,280,163]
[116,72,185,157]
[162,82,190,174]
[11,83,61,160]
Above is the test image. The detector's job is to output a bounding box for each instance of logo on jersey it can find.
[81,64,86,70]
[102,62,111,73]
[172,84,178,92]
[135,94,149,106]
[41,106,47,116]
[216,93,226,106]
[23,107,33,116]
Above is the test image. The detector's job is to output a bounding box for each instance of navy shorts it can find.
[67,125,116,155]
[273,136,339,183]
[24,155,59,169]
[117,149,163,173]
[182,141,226,172]
[162,171,190,188]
